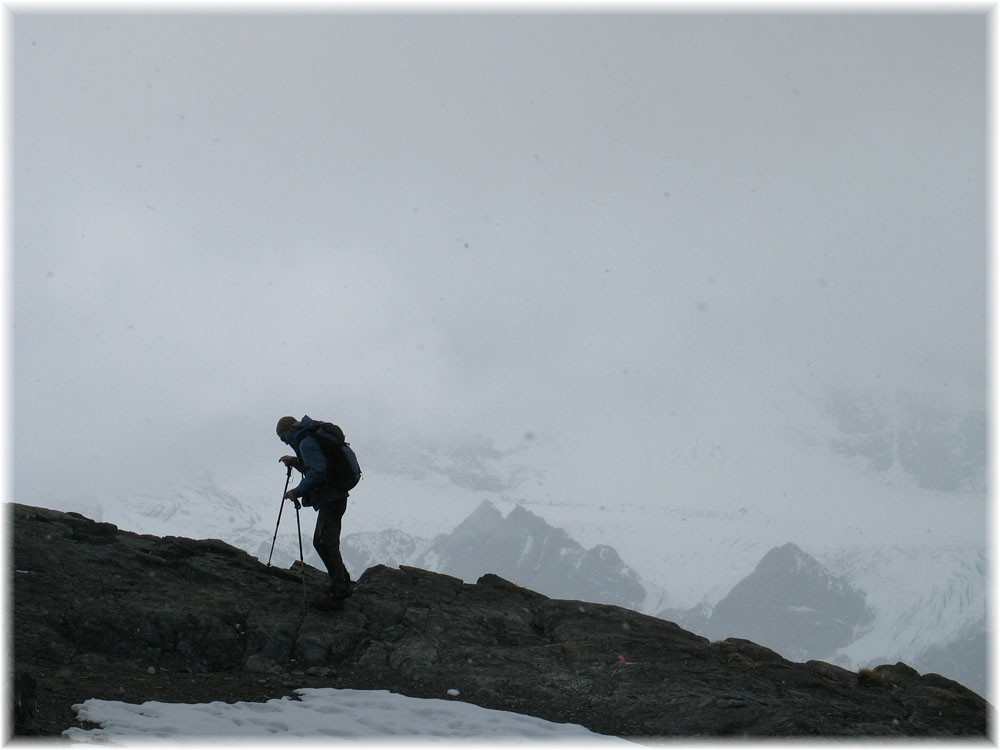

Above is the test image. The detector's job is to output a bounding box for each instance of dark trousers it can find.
[313,498,352,599]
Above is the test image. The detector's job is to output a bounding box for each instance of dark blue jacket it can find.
[283,415,350,508]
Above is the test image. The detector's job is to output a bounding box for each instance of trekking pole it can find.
[266,465,293,567]
[294,497,307,610]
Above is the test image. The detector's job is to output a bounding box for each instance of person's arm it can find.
[287,435,328,498]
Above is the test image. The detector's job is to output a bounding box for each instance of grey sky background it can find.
[12,11,987,510]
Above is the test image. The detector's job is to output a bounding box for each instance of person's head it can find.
[276,416,299,443]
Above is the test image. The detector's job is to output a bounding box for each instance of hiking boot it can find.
[332,585,353,601]
[326,581,352,601]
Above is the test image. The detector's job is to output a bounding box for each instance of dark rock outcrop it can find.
[12,504,989,738]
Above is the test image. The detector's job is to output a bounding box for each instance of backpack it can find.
[304,421,362,492]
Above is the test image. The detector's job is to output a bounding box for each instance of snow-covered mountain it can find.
[697,542,874,661]
[823,543,988,698]
[343,499,647,610]
[61,476,316,572]
[37,384,988,699]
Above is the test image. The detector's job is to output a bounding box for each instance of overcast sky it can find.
[11,10,987,509]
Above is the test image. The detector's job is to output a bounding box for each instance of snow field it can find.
[63,688,631,744]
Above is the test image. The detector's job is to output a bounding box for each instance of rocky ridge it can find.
[11,503,989,738]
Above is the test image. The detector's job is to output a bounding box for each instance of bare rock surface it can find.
[12,503,989,739]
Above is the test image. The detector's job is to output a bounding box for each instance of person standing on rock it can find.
[276,415,360,611]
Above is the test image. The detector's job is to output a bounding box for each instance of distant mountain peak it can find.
[756,542,817,573]
[343,501,646,610]
[462,498,504,527]
[704,543,872,662]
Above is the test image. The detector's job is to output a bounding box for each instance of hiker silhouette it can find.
[276,415,357,611]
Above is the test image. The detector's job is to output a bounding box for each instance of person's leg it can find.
[313,499,350,600]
